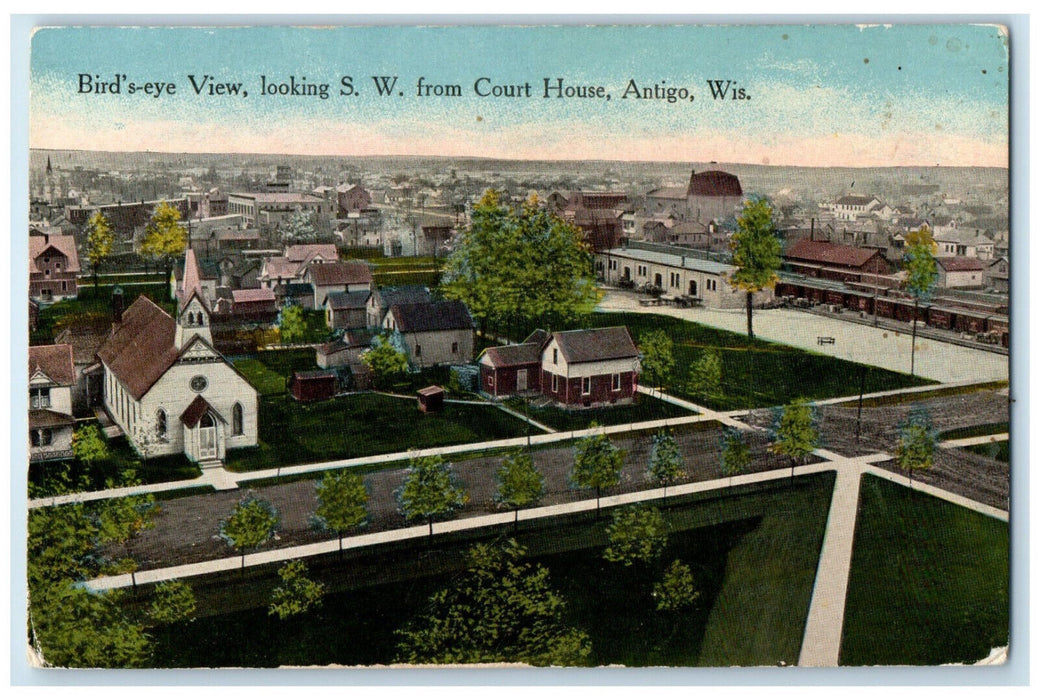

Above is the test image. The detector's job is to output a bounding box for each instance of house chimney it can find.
[44,233,49,245]
[111,286,124,323]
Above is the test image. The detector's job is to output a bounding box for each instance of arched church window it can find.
[232,403,243,436]
[157,408,167,439]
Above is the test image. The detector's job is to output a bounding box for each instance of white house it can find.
[382,300,475,368]
[935,257,986,289]
[28,344,77,462]
[97,291,258,464]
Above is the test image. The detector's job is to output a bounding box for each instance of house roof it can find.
[785,239,882,268]
[230,192,325,205]
[374,285,432,310]
[417,385,444,397]
[482,342,543,368]
[835,195,878,207]
[326,290,371,310]
[179,395,227,428]
[28,344,76,385]
[29,409,76,429]
[232,287,277,304]
[291,369,339,381]
[601,246,734,276]
[687,170,742,198]
[552,327,639,364]
[389,300,474,333]
[647,186,689,200]
[262,256,303,280]
[29,234,81,273]
[308,261,373,287]
[936,257,985,272]
[97,296,180,401]
[54,322,110,365]
[286,243,338,263]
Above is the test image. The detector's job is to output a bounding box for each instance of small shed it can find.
[417,385,445,413]
[289,370,339,402]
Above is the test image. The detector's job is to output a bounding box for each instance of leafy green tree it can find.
[279,208,318,243]
[603,504,667,566]
[729,197,782,339]
[903,227,939,378]
[495,450,545,530]
[84,211,114,291]
[362,334,410,387]
[313,470,368,552]
[278,304,307,345]
[269,560,325,620]
[72,424,109,465]
[140,200,187,284]
[396,539,591,666]
[897,406,937,488]
[94,492,158,547]
[653,559,700,613]
[442,190,600,339]
[772,398,819,478]
[149,580,197,624]
[688,348,724,404]
[220,496,279,570]
[396,454,468,537]
[571,429,624,518]
[647,431,685,497]
[639,330,675,394]
[720,427,752,488]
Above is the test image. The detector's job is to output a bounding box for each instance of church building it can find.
[97,289,259,464]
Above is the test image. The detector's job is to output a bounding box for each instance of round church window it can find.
[190,375,208,392]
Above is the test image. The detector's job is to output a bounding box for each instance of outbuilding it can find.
[288,370,339,402]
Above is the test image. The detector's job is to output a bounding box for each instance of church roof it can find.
[179,395,227,428]
[97,296,180,400]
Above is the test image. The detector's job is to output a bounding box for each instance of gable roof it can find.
[552,327,639,364]
[326,290,371,310]
[647,186,689,200]
[936,257,985,272]
[785,239,882,268]
[262,256,304,280]
[687,170,742,198]
[28,344,76,385]
[374,285,432,310]
[97,296,180,400]
[54,322,110,365]
[389,300,474,333]
[29,234,81,272]
[179,395,227,428]
[285,243,338,263]
[835,195,879,207]
[307,260,373,287]
[232,287,277,304]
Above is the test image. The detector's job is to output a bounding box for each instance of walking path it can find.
[939,433,1009,449]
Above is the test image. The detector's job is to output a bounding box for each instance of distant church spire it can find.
[46,156,52,175]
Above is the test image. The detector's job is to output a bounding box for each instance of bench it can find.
[817,336,835,346]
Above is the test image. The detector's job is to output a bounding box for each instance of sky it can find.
[28,24,1010,167]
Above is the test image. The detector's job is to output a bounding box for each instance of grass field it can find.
[233,349,317,396]
[939,421,1009,440]
[507,394,695,431]
[223,393,537,471]
[585,312,933,410]
[840,475,1009,665]
[964,440,1010,463]
[31,283,174,345]
[148,472,835,667]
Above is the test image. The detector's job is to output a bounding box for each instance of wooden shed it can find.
[417,385,445,413]
[289,370,339,402]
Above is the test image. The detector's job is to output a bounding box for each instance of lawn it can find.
[964,440,1010,463]
[939,421,1009,440]
[223,393,537,471]
[233,349,317,397]
[507,393,695,431]
[148,472,835,667]
[31,283,175,345]
[840,475,1009,665]
[585,311,933,410]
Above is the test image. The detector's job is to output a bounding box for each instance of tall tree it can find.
[897,405,937,489]
[312,470,368,552]
[729,197,782,339]
[771,398,819,478]
[84,211,114,292]
[688,348,724,405]
[71,424,109,465]
[140,201,187,286]
[396,539,591,666]
[442,190,600,338]
[148,581,197,625]
[219,496,279,570]
[570,429,624,518]
[396,454,468,537]
[903,227,939,378]
[495,450,545,530]
[647,431,685,498]
[639,330,675,395]
[361,335,410,387]
[269,560,325,620]
[603,504,667,567]
[720,427,752,489]
[278,304,307,345]
[279,208,318,243]
[653,559,700,613]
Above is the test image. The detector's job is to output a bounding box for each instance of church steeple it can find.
[175,288,212,349]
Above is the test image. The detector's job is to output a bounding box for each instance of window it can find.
[612,373,622,391]
[553,348,558,364]
[415,343,422,357]
[30,387,50,409]
[232,403,244,436]
[582,377,591,395]
[452,342,459,354]
[551,374,558,392]
[30,428,52,447]
[157,409,167,440]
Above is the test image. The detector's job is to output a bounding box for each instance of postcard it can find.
[24,23,1010,670]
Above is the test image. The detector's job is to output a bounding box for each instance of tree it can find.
[772,398,819,478]
[720,427,752,488]
[396,454,468,537]
[72,424,109,465]
[688,348,724,404]
[903,227,939,378]
[395,539,591,666]
[269,560,325,620]
[639,330,675,395]
[495,450,545,530]
[219,496,279,570]
[897,406,937,489]
[647,431,685,498]
[94,492,158,547]
[279,208,318,243]
[149,580,197,624]
[570,429,624,518]
[140,201,187,284]
[278,304,307,345]
[312,470,368,552]
[84,211,114,291]
[442,190,600,339]
[729,197,782,339]
[361,334,410,387]
[603,504,667,567]
[653,559,700,613]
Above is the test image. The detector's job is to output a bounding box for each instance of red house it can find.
[288,370,339,402]
[480,327,641,409]
[29,232,80,302]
